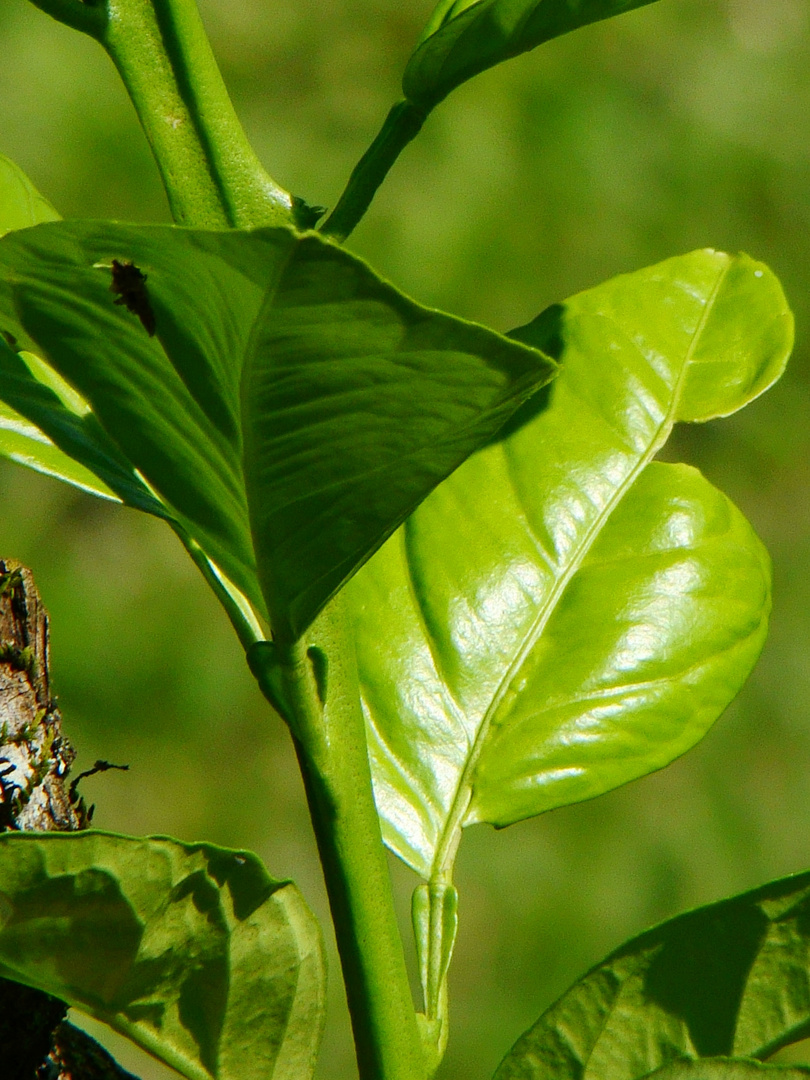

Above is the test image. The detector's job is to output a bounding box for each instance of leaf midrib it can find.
[427,258,732,880]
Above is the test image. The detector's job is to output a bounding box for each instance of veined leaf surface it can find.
[345,249,792,878]
[495,870,810,1080]
[0,832,325,1080]
[404,0,661,112]
[0,154,153,503]
[646,1064,810,1080]
[0,220,554,641]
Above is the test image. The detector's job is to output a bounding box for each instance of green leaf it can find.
[0,336,170,514]
[0,220,555,641]
[493,870,810,1080]
[0,831,325,1080]
[344,249,792,878]
[646,1063,810,1080]
[0,153,60,237]
[404,0,662,112]
[0,395,118,501]
[0,155,161,509]
[0,156,122,499]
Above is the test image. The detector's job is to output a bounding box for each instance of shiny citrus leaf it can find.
[0,220,554,641]
[494,870,810,1080]
[345,249,792,878]
[404,0,661,112]
[0,831,325,1080]
[0,153,60,237]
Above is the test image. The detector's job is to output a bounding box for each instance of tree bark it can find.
[0,559,141,1080]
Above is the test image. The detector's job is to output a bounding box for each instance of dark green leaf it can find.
[404,0,662,112]
[0,155,138,501]
[494,871,810,1080]
[0,220,555,641]
[0,336,169,515]
[646,1062,810,1080]
[0,831,325,1080]
[344,249,792,878]
[0,153,60,237]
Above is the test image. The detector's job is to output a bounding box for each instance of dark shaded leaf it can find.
[0,220,555,640]
[0,832,325,1080]
[494,871,810,1080]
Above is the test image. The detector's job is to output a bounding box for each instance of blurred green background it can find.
[1,0,810,1076]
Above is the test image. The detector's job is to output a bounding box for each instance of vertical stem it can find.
[33,0,295,229]
[253,602,425,1080]
[101,0,293,228]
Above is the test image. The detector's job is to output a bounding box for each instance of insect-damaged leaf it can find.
[494,870,810,1080]
[0,832,325,1080]
[0,220,555,642]
[344,249,792,879]
[404,0,662,112]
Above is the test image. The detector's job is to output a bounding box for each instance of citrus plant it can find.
[0,1,804,1079]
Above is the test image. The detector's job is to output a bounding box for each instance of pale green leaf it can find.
[344,249,792,878]
[0,832,325,1080]
[494,871,810,1080]
[0,153,60,237]
[404,0,662,112]
[0,220,554,641]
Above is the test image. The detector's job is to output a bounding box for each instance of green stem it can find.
[250,603,426,1080]
[32,0,294,229]
[320,101,426,243]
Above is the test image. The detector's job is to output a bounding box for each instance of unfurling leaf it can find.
[404,0,662,112]
[344,249,792,879]
[0,831,325,1080]
[495,870,810,1080]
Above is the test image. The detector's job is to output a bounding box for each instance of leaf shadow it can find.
[640,902,769,1056]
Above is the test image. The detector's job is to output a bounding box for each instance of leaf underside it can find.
[0,216,555,643]
[345,248,792,879]
[494,869,810,1080]
[0,832,325,1080]
[647,1062,810,1080]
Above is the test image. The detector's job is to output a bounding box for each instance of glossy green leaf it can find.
[0,831,325,1080]
[345,249,792,878]
[494,870,810,1080]
[0,220,554,641]
[404,0,661,112]
[0,153,60,237]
